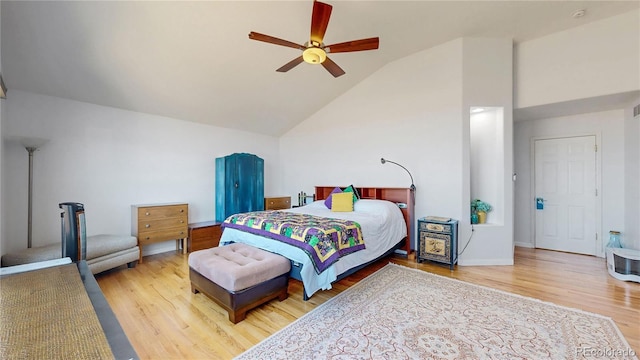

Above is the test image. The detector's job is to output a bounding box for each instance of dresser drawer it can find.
[138,216,187,231]
[264,196,291,210]
[418,221,452,234]
[138,227,188,245]
[137,204,187,219]
[188,221,222,252]
[190,226,220,240]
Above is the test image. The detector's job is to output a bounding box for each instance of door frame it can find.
[529,132,603,257]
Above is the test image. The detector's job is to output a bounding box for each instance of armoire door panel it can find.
[215,153,264,222]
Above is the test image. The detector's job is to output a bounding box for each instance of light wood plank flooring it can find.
[96,247,639,359]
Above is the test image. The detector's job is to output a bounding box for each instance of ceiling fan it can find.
[248,0,379,78]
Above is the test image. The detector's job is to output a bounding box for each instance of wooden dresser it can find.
[131,203,188,263]
[264,196,291,210]
[188,221,222,252]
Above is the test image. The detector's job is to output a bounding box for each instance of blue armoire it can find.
[215,153,264,222]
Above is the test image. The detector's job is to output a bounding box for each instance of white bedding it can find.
[219,199,407,297]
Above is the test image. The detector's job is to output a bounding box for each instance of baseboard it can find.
[515,242,534,248]
[458,258,514,266]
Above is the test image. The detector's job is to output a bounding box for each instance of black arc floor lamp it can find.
[381,157,416,257]
[380,158,416,193]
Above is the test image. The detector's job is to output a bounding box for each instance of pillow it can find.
[323,187,343,209]
[343,184,361,203]
[331,192,354,212]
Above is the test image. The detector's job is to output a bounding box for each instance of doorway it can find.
[534,136,598,255]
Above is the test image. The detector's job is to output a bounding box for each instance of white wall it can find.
[623,100,640,250]
[470,108,503,225]
[461,38,514,265]
[515,10,640,109]
[2,90,280,256]
[514,110,628,254]
[0,3,4,255]
[0,98,3,255]
[281,39,464,253]
[280,37,514,266]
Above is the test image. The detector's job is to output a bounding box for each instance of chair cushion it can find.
[188,243,290,292]
[0,234,138,267]
[86,234,137,259]
[0,244,60,266]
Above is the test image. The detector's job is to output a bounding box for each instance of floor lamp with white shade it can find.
[20,137,49,248]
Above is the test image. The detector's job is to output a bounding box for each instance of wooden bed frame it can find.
[290,186,415,300]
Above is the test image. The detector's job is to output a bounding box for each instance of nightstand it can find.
[188,221,222,252]
[264,196,291,210]
[417,217,458,269]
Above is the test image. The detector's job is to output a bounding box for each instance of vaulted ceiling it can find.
[2,1,638,136]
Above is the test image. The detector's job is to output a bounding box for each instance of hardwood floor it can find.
[96,247,640,359]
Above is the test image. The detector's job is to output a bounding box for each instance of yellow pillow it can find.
[331,192,354,212]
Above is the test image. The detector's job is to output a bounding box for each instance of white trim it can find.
[515,241,534,248]
[458,258,514,266]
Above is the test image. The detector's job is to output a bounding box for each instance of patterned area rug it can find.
[236,263,637,360]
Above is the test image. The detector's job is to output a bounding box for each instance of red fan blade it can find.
[276,56,305,73]
[310,1,332,44]
[326,37,379,53]
[249,32,305,50]
[321,56,345,78]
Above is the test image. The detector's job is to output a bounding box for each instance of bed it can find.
[218,186,415,299]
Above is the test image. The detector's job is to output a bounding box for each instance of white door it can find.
[534,136,597,255]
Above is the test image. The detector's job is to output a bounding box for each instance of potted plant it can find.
[471,199,492,224]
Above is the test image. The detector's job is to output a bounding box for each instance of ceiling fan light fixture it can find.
[302,47,326,64]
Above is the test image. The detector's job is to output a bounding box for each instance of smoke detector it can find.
[572,9,586,18]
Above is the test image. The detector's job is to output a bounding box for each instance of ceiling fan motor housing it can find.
[303,46,327,64]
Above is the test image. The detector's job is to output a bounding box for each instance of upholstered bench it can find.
[188,243,290,324]
[1,234,139,275]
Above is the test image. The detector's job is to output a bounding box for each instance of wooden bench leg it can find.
[278,288,288,301]
[230,310,246,324]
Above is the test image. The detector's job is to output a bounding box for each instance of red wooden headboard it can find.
[315,186,415,256]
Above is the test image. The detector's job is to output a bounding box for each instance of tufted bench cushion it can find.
[189,242,290,291]
[188,243,290,323]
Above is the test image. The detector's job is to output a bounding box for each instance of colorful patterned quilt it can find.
[222,211,365,273]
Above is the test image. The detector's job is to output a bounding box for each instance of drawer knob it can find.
[145,212,150,216]
[180,209,184,213]
[145,224,150,228]
[146,237,150,240]
[180,220,184,223]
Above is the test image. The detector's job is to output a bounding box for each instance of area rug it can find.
[236,263,637,360]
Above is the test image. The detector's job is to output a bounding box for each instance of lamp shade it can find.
[19,137,49,149]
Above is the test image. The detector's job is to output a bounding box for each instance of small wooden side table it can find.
[264,196,291,210]
[417,217,458,270]
[188,221,222,252]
